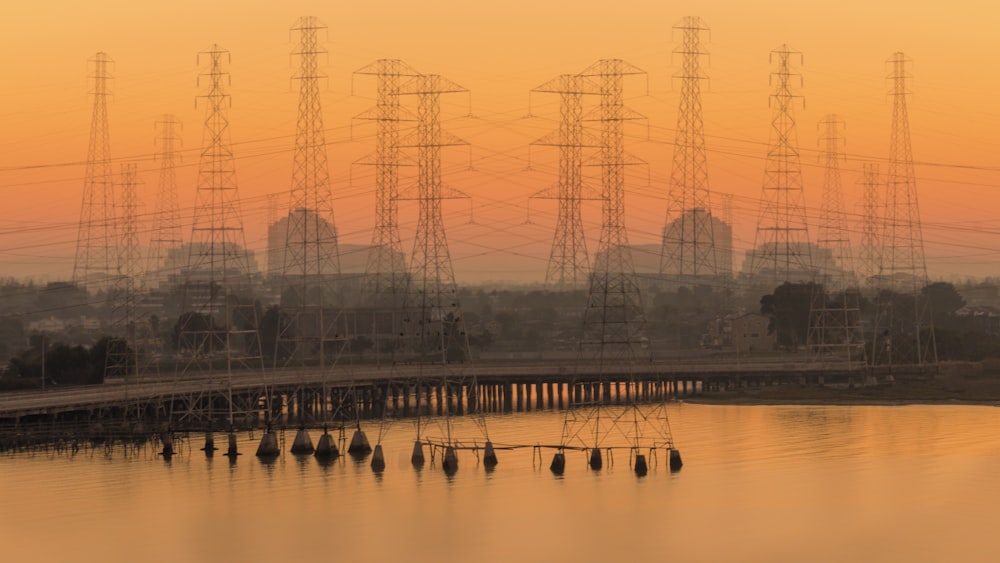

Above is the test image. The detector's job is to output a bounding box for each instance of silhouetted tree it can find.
[760,282,825,350]
[91,336,131,380]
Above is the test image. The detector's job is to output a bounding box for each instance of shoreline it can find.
[682,396,1000,407]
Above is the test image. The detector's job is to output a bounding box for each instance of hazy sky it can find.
[1,0,997,282]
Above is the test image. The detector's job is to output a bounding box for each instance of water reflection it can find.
[3,404,1000,562]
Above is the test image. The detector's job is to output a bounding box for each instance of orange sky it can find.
[1,0,998,283]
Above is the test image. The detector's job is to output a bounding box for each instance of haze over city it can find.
[1,0,998,284]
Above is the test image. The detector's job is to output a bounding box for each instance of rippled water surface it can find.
[3,404,999,562]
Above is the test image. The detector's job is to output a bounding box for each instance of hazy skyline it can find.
[1,0,997,283]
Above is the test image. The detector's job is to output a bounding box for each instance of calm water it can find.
[2,403,999,562]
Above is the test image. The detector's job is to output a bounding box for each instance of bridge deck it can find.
[0,357,889,420]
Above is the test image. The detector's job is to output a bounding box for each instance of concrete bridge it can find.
[0,356,902,427]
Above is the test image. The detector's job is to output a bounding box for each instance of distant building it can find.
[267,208,339,280]
[160,242,260,286]
[661,208,733,279]
[704,312,775,353]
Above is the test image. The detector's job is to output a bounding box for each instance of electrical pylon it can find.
[73,52,116,292]
[273,17,346,371]
[748,45,813,285]
[578,59,647,364]
[145,115,183,288]
[806,115,864,367]
[554,59,681,476]
[660,16,721,281]
[530,73,600,290]
[104,163,142,382]
[396,73,487,472]
[176,45,264,424]
[356,59,422,307]
[872,53,936,367]
[857,162,881,289]
[396,74,470,361]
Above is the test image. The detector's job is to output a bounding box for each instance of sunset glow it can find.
[1,0,997,282]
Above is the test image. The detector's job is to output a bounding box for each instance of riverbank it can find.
[687,369,1000,406]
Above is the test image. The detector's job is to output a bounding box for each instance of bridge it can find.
[0,356,903,425]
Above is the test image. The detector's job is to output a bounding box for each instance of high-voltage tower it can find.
[872,53,936,367]
[145,115,183,288]
[273,17,346,369]
[806,115,864,367]
[857,162,881,288]
[73,52,116,292]
[553,59,681,477]
[396,73,491,472]
[397,74,469,362]
[748,45,813,285]
[356,59,422,307]
[660,16,723,280]
[104,163,143,382]
[176,45,264,418]
[530,74,599,290]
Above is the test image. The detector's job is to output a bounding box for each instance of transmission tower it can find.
[146,115,183,288]
[176,45,264,419]
[273,17,346,370]
[104,163,142,382]
[748,45,812,285]
[530,73,599,290]
[73,52,116,292]
[554,59,680,476]
[806,115,864,367]
[872,53,936,367]
[356,59,422,307]
[396,73,488,470]
[857,162,881,289]
[660,16,721,281]
[396,74,469,360]
[578,59,647,364]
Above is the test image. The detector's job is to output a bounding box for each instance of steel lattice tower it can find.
[530,74,598,290]
[857,162,881,288]
[104,163,142,382]
[397,74,469,360]
[554,60,680,476]
[660,16,720,280]
[578,59,647,363]
[807,115,864,366]
[872,53,936,367]
[274,17,345,368]
[146,115,183,288]
[73,52,116,292]
[814,115,855,285]
[749,46,813,285]
[177,46,264,408]
[356,59,422,307]
[394,73,493,468]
